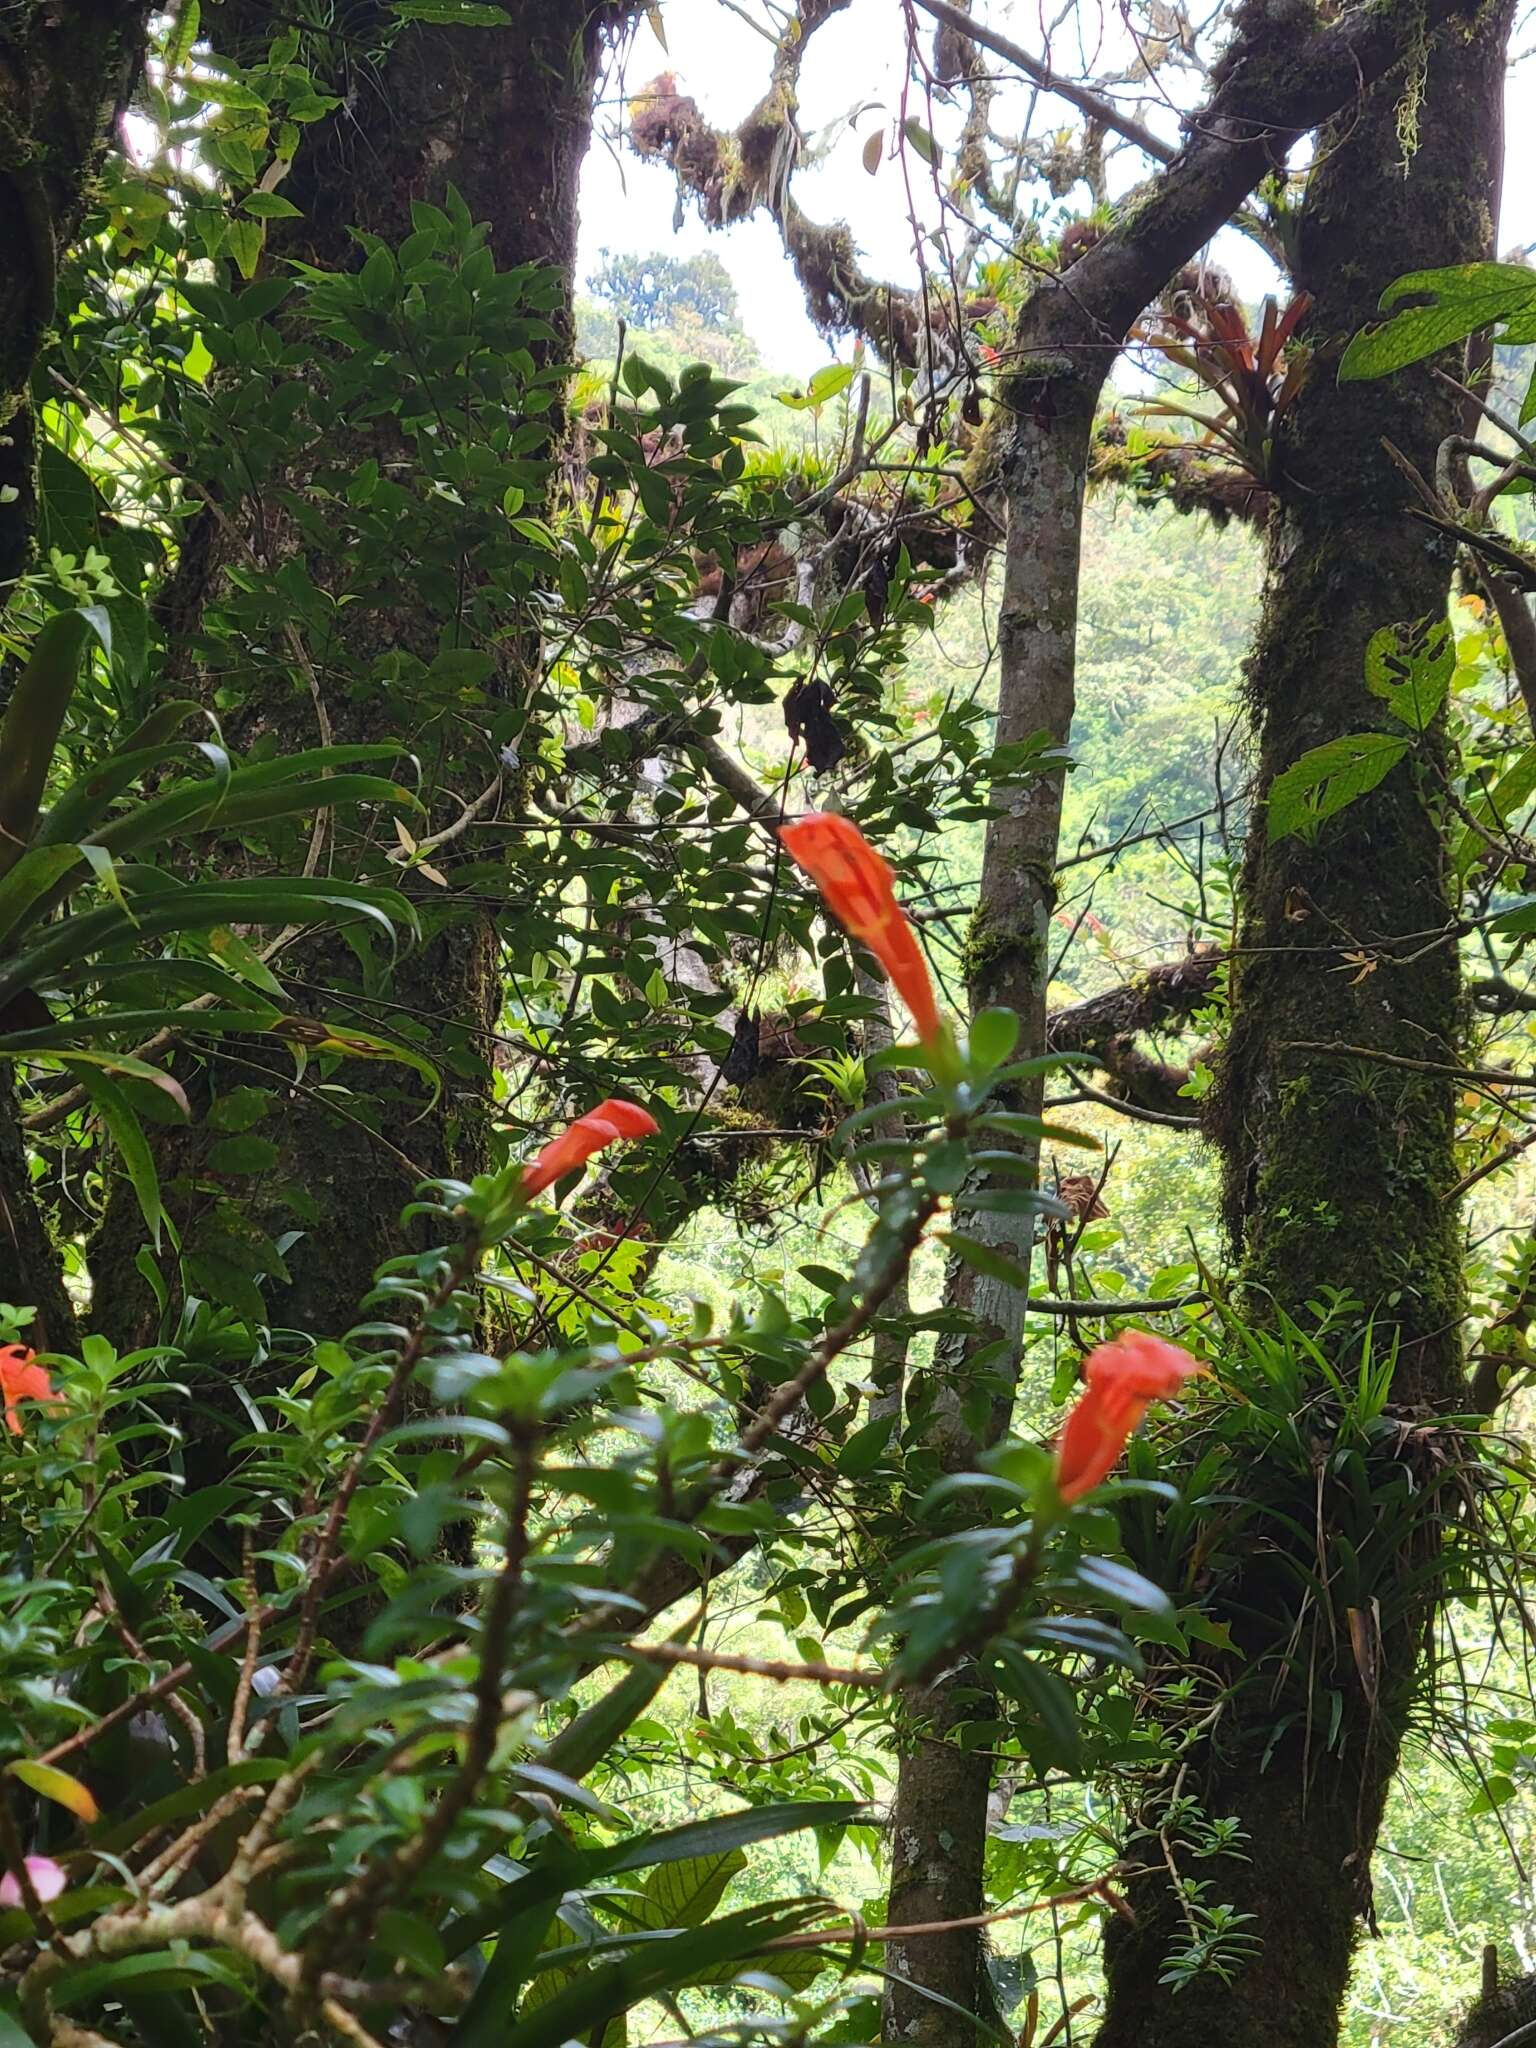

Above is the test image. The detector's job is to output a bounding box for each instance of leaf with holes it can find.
[1340,261,1536,383]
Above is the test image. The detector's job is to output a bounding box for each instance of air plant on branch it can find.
[1132,289,1312,490]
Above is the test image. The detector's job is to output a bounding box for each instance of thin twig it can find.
[624,1641,885,1688]
[761,1872,1128,1951]
[908,0,1174,162]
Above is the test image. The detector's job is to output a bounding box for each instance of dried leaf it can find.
[783,678,847,773]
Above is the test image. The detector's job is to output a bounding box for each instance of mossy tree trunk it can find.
[1097,15,1510,2048]
[0,2,149,1349]
[0,1,147,587]
[88,3,629,1351]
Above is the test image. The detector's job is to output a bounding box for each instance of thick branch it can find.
[1046,947,1218,1115]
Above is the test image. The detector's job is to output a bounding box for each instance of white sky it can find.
[577,0,1536,377]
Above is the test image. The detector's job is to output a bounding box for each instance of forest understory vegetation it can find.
[3,3,1536,2046]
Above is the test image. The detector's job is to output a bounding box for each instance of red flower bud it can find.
[778,813,944,1047]
[1054,1330,1203,1503]
[520,1100,659,1199]
[0,1346,56,1438]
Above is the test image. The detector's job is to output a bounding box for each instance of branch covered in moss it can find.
[629,61,932,365]
[1047,948,1219,1116]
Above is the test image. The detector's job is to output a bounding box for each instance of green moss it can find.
[960,909,1039,1006]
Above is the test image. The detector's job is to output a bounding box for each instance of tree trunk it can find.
[879,0,1487,2035]
[0,1076,78,1354]
[1097,14,1510,2048]
[0,1,147,587]
[88,3,626,1349]
[0,3,147,1350]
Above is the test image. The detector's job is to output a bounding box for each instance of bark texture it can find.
[1098,14,1510,2048]
[0,1,147,587]
[880,0,1490,2035]
[89,3,627,1349]
[1456,1966,1536,2047]
[0,1075,78,1353]
[0,2,147,1343]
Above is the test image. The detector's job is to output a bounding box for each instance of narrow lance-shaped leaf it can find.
[34,700,219,848]
[0,613,92,881]
[77,1069,171,1249]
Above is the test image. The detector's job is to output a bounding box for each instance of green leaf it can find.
[103,596,150,684]
[164,0,200,72]
[807,362,857,406]
[0,844,91,949]
[939,1231,1032,1293]
[1363,618,1453,732]
[1265,732,1409,842]
[36,444,102,557]
[92,1759,286,1851]
[392,0,510,18]
[0,1993,36,2046]
[53,1950,249,2010]
[226,216,265,280]
[966,1006,1020,1070]
[0,613,92,880]
[492,1902,826,2048]
[91,769,414,861]
[48,1053,192,1120]
[206,925,285,997]
[241,190,302,219]
[36,700,214,849]
[540,1655,676,1783]
[1488,898,1536,937]
[443,1803,862,1963]
[902,115,941,168]
[268,1018,441,1110]
[1071,1553,1171,1614]
[634,1848,748,1931]
[1455,741,1536,880]
[205,1135,281,1175]
[1469,1773,1517,1815]
[1339,262,1536,383]
[997,1652,1080,1770]
[81,1070,168,1249]
[205,1086,273,1134]
[837,1411,894,1477]
[0,879,415,1007]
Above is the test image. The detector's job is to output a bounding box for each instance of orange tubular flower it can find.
[0,1345,56,1438]
[1054,1330,1203,1504]
[778,813,944,1046]
[520,1099,660,1200]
